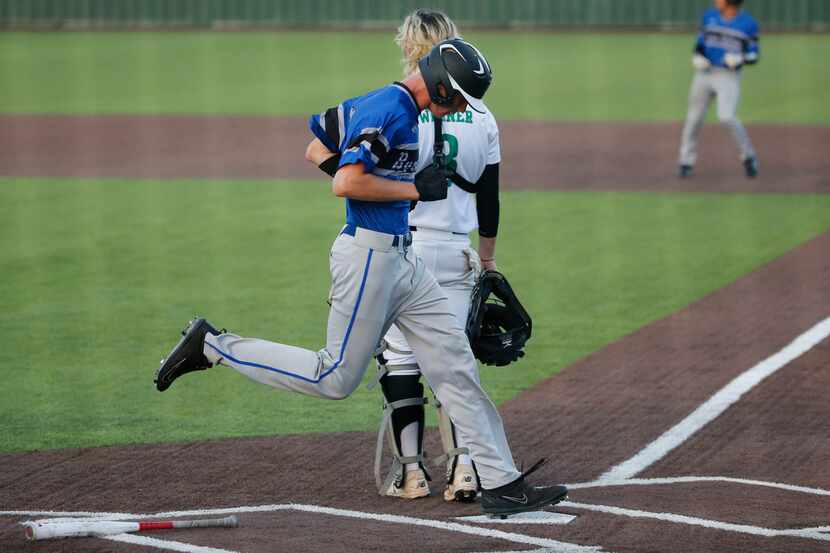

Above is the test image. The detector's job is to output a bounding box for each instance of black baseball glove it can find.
[466,270,532,366]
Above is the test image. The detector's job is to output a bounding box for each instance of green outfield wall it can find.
[1,0,828,31]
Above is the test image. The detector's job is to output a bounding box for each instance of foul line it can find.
[568,476,830,496]
[562,501,830,542]
[598,316,830,482]
[104,533,239,553]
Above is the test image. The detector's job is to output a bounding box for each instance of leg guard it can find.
[434,396,479,502]
[373,358,430,498]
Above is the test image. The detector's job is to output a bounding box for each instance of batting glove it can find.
[724,53,744,70]
[414,163,450,202]
[692,54,711,71]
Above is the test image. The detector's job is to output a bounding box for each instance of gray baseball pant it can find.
[202,226,521,489]
[679,67,756,166]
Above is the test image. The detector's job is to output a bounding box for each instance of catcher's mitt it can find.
[466,270,532,366]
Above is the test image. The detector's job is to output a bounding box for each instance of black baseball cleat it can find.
[154,317,222,392]
[480,459,568,517]
[743,157,759,178]
[677,164,693,178]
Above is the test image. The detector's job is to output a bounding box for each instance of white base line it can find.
[568,476,830,496]
[598,316,830,483]
[104,533,240,553]
[2,504,606,553]
[561,501,830,542]
[457,512,577,525]
[285,504,603,552]
[0,510,136,519]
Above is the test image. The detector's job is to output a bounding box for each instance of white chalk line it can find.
[468,550,568,553]
[0,510,137,520]
[104,533,240,553]
[286,504,603,552]
[793,526,830,533]
[561,501,830,542]
[1,503,605,553]
[568,476,830,496]
[598,316,830,483]
[4,319,829,550]
[457,512,576,525]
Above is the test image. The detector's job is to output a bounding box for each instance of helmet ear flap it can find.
[418,48,455,107]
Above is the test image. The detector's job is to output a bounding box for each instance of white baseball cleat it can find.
[444,463,478,502]
[382,469,430,499]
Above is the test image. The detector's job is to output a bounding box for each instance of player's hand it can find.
[691,54,711,71]
[414,163,450,201]
[724,53,744,70]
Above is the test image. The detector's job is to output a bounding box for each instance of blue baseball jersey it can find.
[696,8,760,69]
[309,82,420,236]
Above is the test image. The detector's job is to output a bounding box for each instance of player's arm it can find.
[693,11,707,56]
[693,34,705,56]
[305,138,336,166]
[691,14,710,69]
[475,163,499,271]
[307,107,344,176]
[333,162,419,201]
[333,162,448,202]
[743,21,760,65]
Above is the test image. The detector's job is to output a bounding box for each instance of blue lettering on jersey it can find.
[309,83,420,235]
[696,8,760,69]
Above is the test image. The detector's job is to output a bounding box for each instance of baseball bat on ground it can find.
[23,515,239,541]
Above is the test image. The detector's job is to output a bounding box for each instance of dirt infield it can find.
[1,116,829,552]
[1,231,828,551]
[1,115,828,193]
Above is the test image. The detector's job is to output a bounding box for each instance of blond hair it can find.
[395,9,459,77]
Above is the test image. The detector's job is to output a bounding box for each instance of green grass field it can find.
[2,178,830,453]
[2,30,829,454]
[1,31,829,122]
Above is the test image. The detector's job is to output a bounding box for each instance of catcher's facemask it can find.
[465,270,532,366]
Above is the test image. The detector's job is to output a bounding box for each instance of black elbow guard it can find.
[318,154,341,177]
[476,164,500,238]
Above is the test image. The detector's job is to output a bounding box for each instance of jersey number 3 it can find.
[441,133,459,174]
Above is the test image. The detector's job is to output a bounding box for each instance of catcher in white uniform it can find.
[373,10,503,502]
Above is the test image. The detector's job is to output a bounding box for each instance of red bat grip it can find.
[138,521,175,531]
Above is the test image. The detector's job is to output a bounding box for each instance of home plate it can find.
[456,511,576,525]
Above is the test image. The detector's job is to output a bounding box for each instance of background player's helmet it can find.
[418,38,492,114]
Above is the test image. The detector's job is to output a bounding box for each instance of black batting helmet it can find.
[418,38,492,114]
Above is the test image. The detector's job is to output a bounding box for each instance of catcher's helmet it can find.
[466,271,532,367]
[418,38,492,114]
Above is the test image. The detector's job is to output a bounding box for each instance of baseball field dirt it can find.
[1,115,828,193]
[1,115,829,552]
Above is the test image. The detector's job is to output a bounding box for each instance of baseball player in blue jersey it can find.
[155,37,568,517]
[354,9,506,504]
[678,0,760,178]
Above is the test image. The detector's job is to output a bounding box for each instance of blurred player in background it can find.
[371,9,504,503]
[678,0,760,179]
